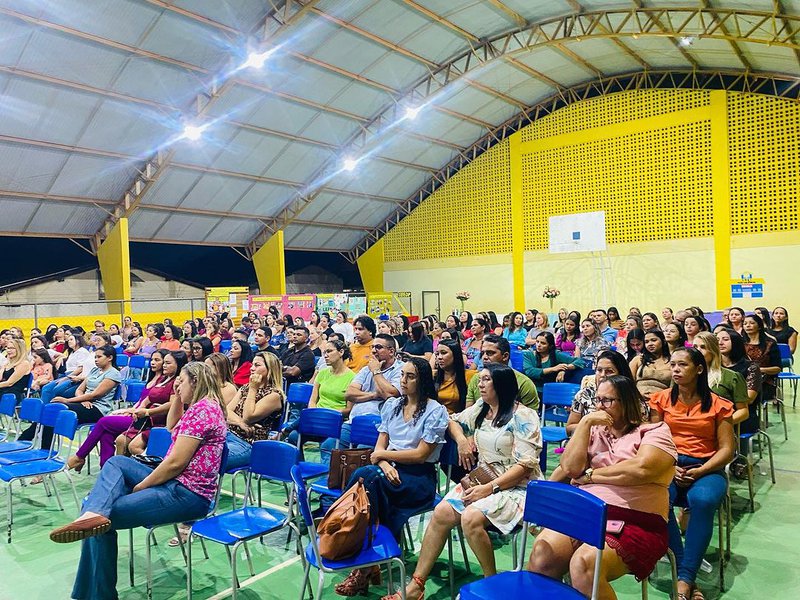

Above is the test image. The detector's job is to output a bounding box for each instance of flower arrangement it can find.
[455,290,470,311]
[542,286,560,310]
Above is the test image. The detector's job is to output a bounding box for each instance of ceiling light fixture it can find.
[404,106,421,120]
[342,157,359,171]
[181,123,207,141]
[242,48,275,69]
[678,36,695,47]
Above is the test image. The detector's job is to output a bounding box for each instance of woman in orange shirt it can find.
[432,339,476,414]
[649,347,735,600]
[158,325,182,351]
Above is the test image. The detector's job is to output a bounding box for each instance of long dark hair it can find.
[392,357,437,425]
[559,317,580,342]
[149,349,170,383]
[720,328,748,364]
[669,347,713,413]
[744,313,769,348]
[665,322,688,348]
[96,344,118,370]
[507,311,524,333]
[169,350,189,375]
[624,328,645,362]
[230,338,254,369]
[409,321,425,343]
[475,363,518,430]
[639,330,670,377]
[434,339,468,412]
[193,336,214,359]
[595,350,633,380]
[534,331,557,367]
[601,375,644,427]
[32,348,56,374]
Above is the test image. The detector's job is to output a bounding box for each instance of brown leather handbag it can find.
[317,477,374,561]
[327,448,373,490]
[460,462,503,491]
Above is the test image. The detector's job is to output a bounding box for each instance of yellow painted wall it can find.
[96,218,132,312]
[384,89,800,318]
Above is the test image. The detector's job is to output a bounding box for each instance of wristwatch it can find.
[584,468,594,483]
[491,483,501,495]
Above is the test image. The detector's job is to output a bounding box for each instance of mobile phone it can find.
[606,520,625,534]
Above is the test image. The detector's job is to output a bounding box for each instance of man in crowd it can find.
[466,334,539,410]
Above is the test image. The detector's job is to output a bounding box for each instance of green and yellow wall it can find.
[380,89,799,318]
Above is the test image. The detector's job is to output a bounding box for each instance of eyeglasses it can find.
[372,344,386,350]
[192,346,203,351]
[594,396,618,408]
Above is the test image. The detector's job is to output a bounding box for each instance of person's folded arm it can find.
[578,444,675,486]
[68,379,116,404]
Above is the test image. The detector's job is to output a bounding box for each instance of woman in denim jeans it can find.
[649,347,736,600]
[50,361,228,600]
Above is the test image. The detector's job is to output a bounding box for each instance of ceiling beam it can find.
[567,0,650,69]
[401,0,480,43]
[345,68,800,261]
[485,0,526,27]
[630,1,699,69]
[699,0,752,71]
[773,0,800,69]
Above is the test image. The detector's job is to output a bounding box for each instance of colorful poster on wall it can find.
[285,295,317,321]
[316,294,348,315]
[731,278,764,299]
[347,294,367,316]
[206,287,249,319]
[248,295,284,318]
[367,293,393,318]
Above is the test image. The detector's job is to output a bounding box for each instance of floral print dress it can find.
[444,400,542,534]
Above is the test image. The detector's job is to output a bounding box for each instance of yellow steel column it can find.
[509,132,525,310]
[96,218,132,315]
[253,231,287,295]
[710,90,732,310]
[357,238,385,293]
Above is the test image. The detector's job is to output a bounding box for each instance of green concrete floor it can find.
[2,401,798,600]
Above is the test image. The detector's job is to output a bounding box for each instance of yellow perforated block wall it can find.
[728,93,800,234]
[383,139,511,261]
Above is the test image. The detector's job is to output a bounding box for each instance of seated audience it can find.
[567,350,635,435]
[29,348,56,392]
[39,333,95,403]
[404,321,434,361]
[502,311,528,348]
[123,325,144,356]
[225,352,285,471]
[190,337,214,362]
[575,319,611,364]
[204,352,239,405]
[630,330,672,401]
[0,339,33,400]
[649,348,735,600]
[533,376,677,596]
[717,328,762,436]
[466,334,539,410]
[727,306,745,336]
[463,317,489,370]
[229,339,254,386]
[621,328,645,363]
[693,332,750,427]
[205,322,222,353]
[49,362,227,600]
[392,363,542,600]
[433,339,475,414]
[769,306,796,353]
[642,312,661,332]
[522,332,584,396]
[743,313,781,405]
[664,322,689,354]
[592,309,619,344]
[67,350,185,470]
[181,320,197,342]
[554,317,580,354]
[335,358,448,597]
[524,312,554,347]
[159,325,181,351]
[348,315,376,372]
[281,326,316,387]
[332,311,355,344]
[607,306,624,329]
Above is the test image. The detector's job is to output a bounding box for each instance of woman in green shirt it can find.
[693,331,750,425]
[311,338,356,412]
[523,331,585,396]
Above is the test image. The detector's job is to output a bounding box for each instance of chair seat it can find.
[297,461,329,480]
[0,448,55,465]
[778,372,800,380]
[541,427,569,444]
[0,458,65,482]
[309,481,342,499]
[0,441,33,454]
[305,524,401,571]
[460,570,586,600]
[191,507,288,545]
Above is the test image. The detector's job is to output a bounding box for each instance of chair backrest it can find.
[128,355,147,369]
[250,344,258,353]
[0,393,16,417]
[18,397,44,423]
[542,382,581,409]
[298,407,343,440]
[115,346,126,354]
[250,440,299,482]
[219,339,232,353]
[52,410,79,443]
[524,480,607,549]
[349,415,381,447]
[778,343,792,361]
[40,403,68,428]
[287,382,314,406]
[116,354,130,368]
[564,367,595,385]
[146,427,173,457]
[290,464,314,528]
[509,348,524,372]
[125,381,146,404]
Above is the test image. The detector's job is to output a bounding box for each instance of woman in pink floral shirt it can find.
[50,361,227,600]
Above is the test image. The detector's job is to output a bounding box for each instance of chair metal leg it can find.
[187,532,194,600]
[129,529,135,586]
[404,522,414,553]
[315,570,325,600]
[764,432,776,483]
[299,559,311,600]
[393,556,407,599]
[457,526,471,574]
[200,536,209,559]
[7,483,12,543]
[49,474,64,511]
[780,400,788,441]
[146,528,155,600]
[745,438,755,513]
[174,523,189,565]
[231,542,241,599]
[243,541,255,577]
[447,535,455,600]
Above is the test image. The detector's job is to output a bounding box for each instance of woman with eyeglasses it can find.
[531,375,677,597]
[190,337,214,362]
[649,348,736,600]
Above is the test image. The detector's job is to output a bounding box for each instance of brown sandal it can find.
[691,588,705,600]
[382,575,425,600]
[334,566,381,597]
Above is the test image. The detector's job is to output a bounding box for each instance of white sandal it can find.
[167,523,190,547]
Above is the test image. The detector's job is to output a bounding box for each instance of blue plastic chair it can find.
[146,427,172,458]
[541,382,580,425]
[0,394,18,443]
[187,441,300,599]
[219,339,232,353]
[296,408,343,481]
[291,464,406,600]
[116,354,130,369]
[135,444,230,595]
[124,380,147,405]
[509,349,524,372]
[0,403,67,465]
[459,480,608,600]
[0,410,80,542]
[283,382,315,422]
[0,398,43,454]
[777,343,793,370]
[564,367,595,385]
[309,415,381,500]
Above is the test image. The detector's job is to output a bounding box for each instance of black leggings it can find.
[20,403,104,449]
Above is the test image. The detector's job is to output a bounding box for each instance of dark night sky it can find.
[0,237,361,289]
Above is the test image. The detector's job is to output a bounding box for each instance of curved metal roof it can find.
[0,0,798,258]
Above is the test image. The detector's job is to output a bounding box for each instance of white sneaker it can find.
[700,559,712,573]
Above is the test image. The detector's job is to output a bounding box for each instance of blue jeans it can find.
[71,456,210,600]
[41,377,81,403]
[667,455,727,584]
[225,432,252,471]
